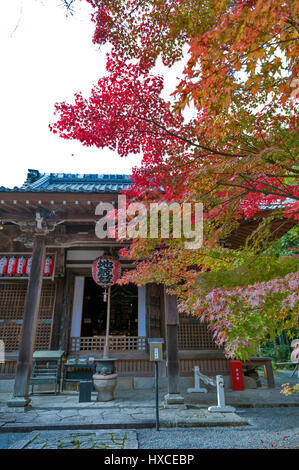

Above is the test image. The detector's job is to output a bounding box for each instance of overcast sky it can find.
[0,0,145,188]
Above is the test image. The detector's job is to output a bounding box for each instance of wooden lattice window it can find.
[0,323,23,351]
[34,322,52,350]
[0,281,28,320]
[38,282,56,319]
[178,323,220,350]
[0,280,56,351]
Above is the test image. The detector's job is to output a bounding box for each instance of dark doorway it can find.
[81,278,138,337]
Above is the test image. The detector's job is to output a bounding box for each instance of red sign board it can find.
[92,256,119,287]
[229,360,244,391]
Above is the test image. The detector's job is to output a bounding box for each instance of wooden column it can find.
[59,270,75,353]
[164,288,184,405]
[50,248,66,349]
[8,235,46,407]
[50,278,64,350]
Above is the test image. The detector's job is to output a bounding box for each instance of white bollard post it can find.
[208,375,236,413]
[187,366,208,393]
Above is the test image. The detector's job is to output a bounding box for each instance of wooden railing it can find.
[69,336,147,352]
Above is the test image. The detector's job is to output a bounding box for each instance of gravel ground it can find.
[138,407,299,449]
[0,407,298,450]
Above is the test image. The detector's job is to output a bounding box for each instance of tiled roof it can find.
[0,170,132,193]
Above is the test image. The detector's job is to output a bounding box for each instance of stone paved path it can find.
[0,401,247,430]
[0,371,297,433]
[3,407,299,449]
[8,430,138,449]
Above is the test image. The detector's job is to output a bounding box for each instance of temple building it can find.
[0,170,292,406]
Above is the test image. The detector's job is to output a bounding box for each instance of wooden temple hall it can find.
[0,170,293,406]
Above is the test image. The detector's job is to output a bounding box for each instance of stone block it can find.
[133,377,154,389]
[223,375,231,389]
[133,376,193,391]
[178,377,193,388]
[156,377,168,389]
[243,376,257,389]
[0,379,14,393]
[164,393,185,405]
[115,377,133,390]
[7,397,31,408]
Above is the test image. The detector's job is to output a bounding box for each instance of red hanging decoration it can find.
[0,256,8,276]
[16,257,27,276]
[7,257,17,276]
[26,257,32,276]
[44,257,54,276]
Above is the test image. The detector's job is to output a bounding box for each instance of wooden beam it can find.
[0,192,119,204]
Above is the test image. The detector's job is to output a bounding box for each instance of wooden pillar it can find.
[8,235,46,407]
[59,270,75,353]
[164,288,184,405]
[50,278,64,350]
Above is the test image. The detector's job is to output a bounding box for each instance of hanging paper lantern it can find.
[92,256,119,287]
[16,256,27,276]
[0,257,8,276]
[7,257,17,276]
[44,257,54,276]
[26,257,32,276]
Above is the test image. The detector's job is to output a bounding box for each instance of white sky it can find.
[0,0,144,189]
[0,0,189,189]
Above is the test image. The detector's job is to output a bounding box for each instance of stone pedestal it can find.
[208,405,236,413]
[7,396,31,409]
[164,393,185,406]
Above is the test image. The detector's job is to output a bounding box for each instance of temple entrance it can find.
[80,278,138,337]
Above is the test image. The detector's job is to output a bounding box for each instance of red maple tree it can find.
[51,0,299,357]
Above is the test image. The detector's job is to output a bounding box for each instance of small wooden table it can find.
[243,357,275,388]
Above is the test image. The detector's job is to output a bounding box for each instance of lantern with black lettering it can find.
[92,256,119,287]
[44,257,54,276]
[16,256,27,276]
[0,257,8,276]
[7,257,17,276]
